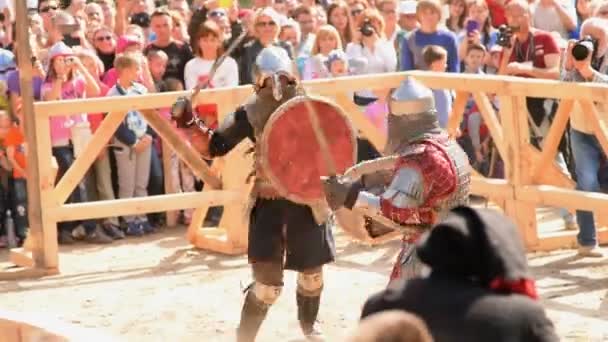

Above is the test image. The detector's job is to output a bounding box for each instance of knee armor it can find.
[252,282,282,306]
[297,271,324,296]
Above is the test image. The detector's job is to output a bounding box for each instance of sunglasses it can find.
[256,21,276,27]
[95,35,112,42]
[209,10,226,18]
[351,9,363,16]
[40,6,58,13]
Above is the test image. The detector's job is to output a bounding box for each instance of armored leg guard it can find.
[237,282,282,342]
[237,263,283,342]
[296,268,325,341]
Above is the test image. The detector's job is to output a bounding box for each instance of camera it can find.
[360,19,375,37]
[571,36,598,62]
[131,12,151,29]
[496,25,513,48]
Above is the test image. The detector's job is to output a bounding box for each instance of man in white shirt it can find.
[532,0,577,39]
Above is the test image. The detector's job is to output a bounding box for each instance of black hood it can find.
[416,206,531,287]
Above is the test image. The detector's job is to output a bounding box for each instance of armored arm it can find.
[353,167,425,224]
[208,106,254,157]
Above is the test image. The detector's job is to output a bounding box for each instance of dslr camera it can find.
[571,35,599,62]
[360,19,375,37]
[496,25,513,48]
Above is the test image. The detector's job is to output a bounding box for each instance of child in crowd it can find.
[423,45,454,128]
[146,49,169,91]
[325,49,349,78]
[463,43,486,74]
[108,53,157,236]
[0,110,23,247]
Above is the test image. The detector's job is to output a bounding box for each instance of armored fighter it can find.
[322,77,471,284]
[172,46,358,341]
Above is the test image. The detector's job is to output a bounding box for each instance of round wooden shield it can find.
[260,95,357,205]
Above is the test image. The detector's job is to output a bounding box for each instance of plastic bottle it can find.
[5,209,17,249]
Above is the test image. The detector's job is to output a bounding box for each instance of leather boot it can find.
[297,292,324,341]
[236,291,269,342]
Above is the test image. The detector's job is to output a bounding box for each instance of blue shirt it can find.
[400,29,460,73]
[432,88,453,128]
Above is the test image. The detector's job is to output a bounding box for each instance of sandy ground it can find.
[1,226,607,342]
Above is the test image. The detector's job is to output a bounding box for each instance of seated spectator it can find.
[361,206,559,342]
[108,53,157,236]
[346,310,433,342]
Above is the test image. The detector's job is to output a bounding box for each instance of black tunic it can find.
[361,206,559,342]
[208,106,335,270]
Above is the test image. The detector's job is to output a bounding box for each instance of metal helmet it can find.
[384,77,441,154]
[253,46,296,101]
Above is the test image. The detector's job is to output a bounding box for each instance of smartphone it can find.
[466,20,479,35]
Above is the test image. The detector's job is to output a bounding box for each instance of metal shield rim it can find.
[259,94,358,206]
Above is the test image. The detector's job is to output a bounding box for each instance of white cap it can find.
[398,0,417,15]
[257,6,283,25]
[48,41,74,60]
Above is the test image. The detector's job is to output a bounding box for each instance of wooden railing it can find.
[5,71,608,279]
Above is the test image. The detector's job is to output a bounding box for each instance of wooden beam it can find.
[162,140,178,227]
[500,96,538,248]
[447,91,469,138]
[471,92,506,159]
[535,227,608,252]
[46,191,243,222]
[35,72,608,117]
[517,185,608,213]
[470,176,512,200]
[525,145,575,188]
[140,109,222,189]
[334,93,386,152]
[532,99,574,182]
[15,0,58,270]
[0,267,56,281]
[407,71,608,101]
[51,111,126,206]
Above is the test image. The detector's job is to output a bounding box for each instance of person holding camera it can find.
[345,8,397,104]
[561,17,608,257]
[499,0,578,231]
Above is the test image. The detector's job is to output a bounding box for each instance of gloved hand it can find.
[321,176,362,211]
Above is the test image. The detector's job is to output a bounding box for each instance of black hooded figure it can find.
[361,206,559,342]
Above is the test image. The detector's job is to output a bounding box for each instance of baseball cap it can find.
[398,0,417,15]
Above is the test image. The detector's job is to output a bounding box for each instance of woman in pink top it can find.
[41,42,113,245]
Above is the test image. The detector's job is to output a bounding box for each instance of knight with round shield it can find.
[171,46,357,341]
[321,77,471,285]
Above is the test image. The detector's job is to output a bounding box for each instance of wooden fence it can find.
[4,71,608,280]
